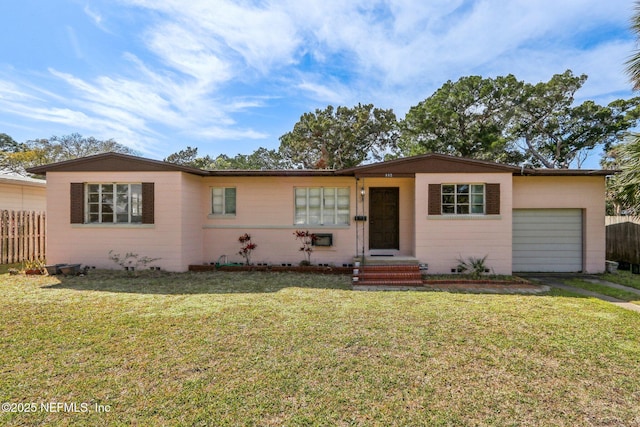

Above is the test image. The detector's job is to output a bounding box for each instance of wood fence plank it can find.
[0,210,46,264]
[0,211,7,264]
[606,222,640,264]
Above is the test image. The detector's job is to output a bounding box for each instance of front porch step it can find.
[353,264,423,287]
[355,256,421,266]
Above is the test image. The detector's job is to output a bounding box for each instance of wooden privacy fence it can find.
[0,210,46,264]
[606,220,640,265]
[606,216,640,226]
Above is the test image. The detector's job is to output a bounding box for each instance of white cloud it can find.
[0,80,33,101]
[0,0,635,155]
[144,23,232,86]
[84,6,104,27]
[126,0,301,73]
[296,81,347,105]
[192,126,268,140]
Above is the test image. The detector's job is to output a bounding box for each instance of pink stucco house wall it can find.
[28,152,609,274]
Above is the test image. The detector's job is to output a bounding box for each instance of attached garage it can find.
[513,209,583,272]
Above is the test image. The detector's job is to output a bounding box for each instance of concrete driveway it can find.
[520,273,640,314]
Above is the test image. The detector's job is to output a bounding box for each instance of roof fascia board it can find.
[26,153,208,176]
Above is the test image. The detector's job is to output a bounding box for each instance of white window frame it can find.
[294,187,350,226]
[441,183,485,215]
[85,183,142,224]
[211,187,236,216]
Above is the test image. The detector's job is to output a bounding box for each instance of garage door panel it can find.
[513,261,582,273]
[513,228,582,243]
[513,220,582,229]
[512,209,582,272]
[513,234,582,242]
[513,224,579,232]
[513,243,582,252]
[514,232,582,241]
[514,209,580,218]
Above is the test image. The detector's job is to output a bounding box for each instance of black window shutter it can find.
[70,183,84,224]
[486,183,500,215]
[142,182,155,224]
[428,184,441,215]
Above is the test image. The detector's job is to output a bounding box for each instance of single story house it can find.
[28,152,609,274]
[0,173,46,211]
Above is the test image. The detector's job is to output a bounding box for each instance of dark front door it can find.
[369,187,399,250]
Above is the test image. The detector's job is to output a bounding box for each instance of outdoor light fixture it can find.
[360,187,365,198]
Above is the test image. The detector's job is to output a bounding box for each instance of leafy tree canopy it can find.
[398,70,640,168]
[512,71,640,168]
[1,133,137,175]
[278,103,399,169]
[603,137,640,215]
[607,2,640,216]
[164,146,287,170]
[398,74,525,164]
[164,146,216,169]
[0,133,24,153]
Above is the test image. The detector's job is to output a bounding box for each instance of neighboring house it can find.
[27,152,609,274]
[0,173,46,211]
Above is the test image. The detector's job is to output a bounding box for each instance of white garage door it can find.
[513,209,583,272]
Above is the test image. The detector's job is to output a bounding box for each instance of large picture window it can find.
[86,183,142,224]
[295,187,350,225]
[441,184,485,215]
[211,187,236,215]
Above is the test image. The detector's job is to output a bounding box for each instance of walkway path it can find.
[521,274,640,314]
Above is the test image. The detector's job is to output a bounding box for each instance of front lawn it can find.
[603,268,640,291]
[1,270,639,426]
[563,278,640,305]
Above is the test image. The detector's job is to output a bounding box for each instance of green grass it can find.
[563,278,640,305]
[1,270,640,426]
[0,263,21,275]
[602,268,640,291]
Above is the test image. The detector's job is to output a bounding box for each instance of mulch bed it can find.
[189,264,546,292]
[189,264,353,275]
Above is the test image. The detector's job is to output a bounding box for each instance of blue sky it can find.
[0,0,637,168]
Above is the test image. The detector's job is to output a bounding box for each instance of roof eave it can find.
[205,169,337,177]
[25,152,209,176]
[0,176,46,187]
[517,168,617,177]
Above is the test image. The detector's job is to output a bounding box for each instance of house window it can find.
[441,184,485,215]
[295,187,350,225]
[86,183,142,224]
[211,187,236,215]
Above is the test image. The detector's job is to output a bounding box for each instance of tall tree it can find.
[221,147,289,170]
[279,103,399,169]
[44,133,137,160]
[604,137,640,215]
[627,1,640,90]
[0,133,24,153]
[511,71,640,168]
[612,1,640,214]
[164,146,287,170]
[399,74,524,164]
[398,71,640,168]
[1,133,137,175]
[164,146,216,169]
[601,142,631,215]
